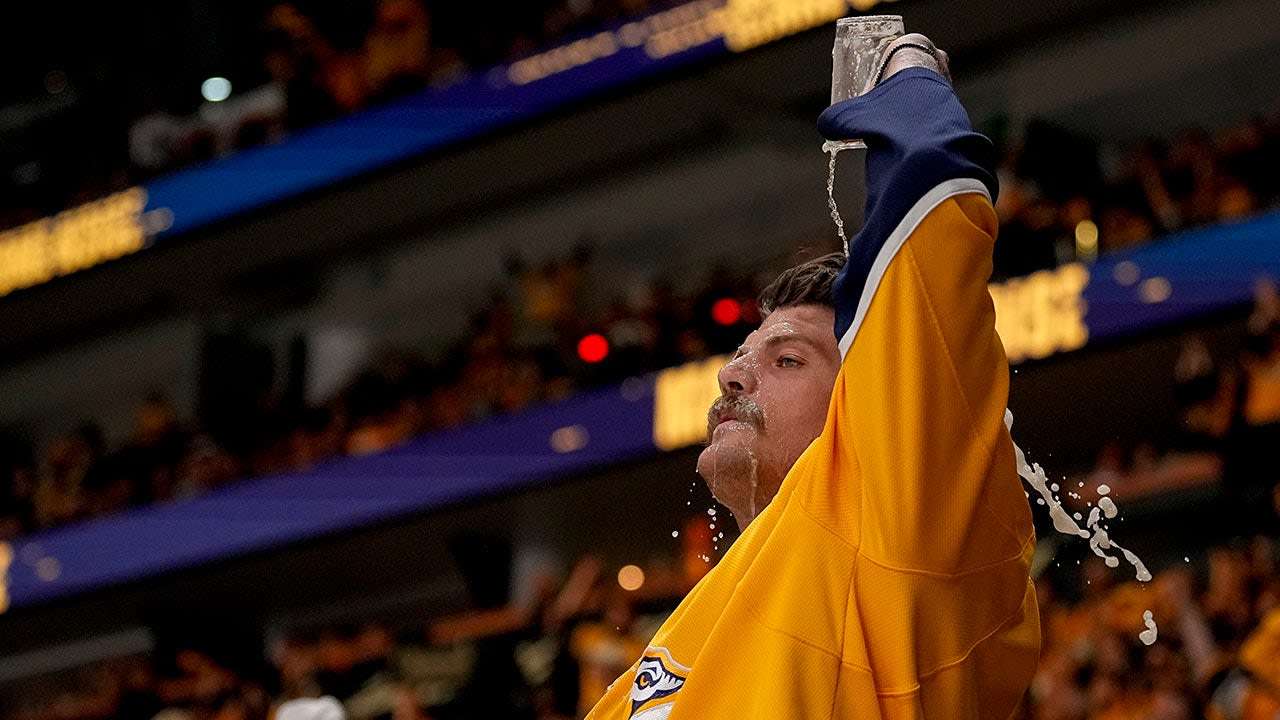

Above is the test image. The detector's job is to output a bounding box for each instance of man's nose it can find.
[717,354,756,395]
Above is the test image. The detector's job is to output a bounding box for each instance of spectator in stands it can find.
[505,244,592,351]
[362,0,436,103]
[313,627,375,703]
[570,586,646,716]
[343,363,417,457]
[277,696,347,720]
[282,407,346,472]
[112,658,167,720]
[0,432,37,538]
[268,632,322,700]
[331,624,400,720]
[131,392,187,503]
[1132,138,1183,235]
[1221,278,1280,532]
[151,648,245,712]
[993,193,1060,277]
[1208,605,1280,719]
[262,4,356,131]
[373,1,430,85]
[128,94,193,178]
[1098,189,1158,252]
[1167,129,1222,230]
[1206,545,1258,645]
[173,433,241,499]
[32,423,100,528]
[84,446,145,517]
[1173,334,1232,451]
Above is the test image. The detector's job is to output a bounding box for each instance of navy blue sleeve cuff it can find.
[818,67,999,343]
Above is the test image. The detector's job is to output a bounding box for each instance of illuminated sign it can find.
[0,188,163,298]
[989,262,1090,363]
[508,0,726,85]
[508,31,623,85]
[508,0,899,86]
[0,541,10,614]
[653,354,730,451]
[645,0,726,59]
[723,0,841,52]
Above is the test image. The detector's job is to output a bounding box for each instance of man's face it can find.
[696,304,841,529]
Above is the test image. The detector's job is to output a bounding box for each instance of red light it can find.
[577,333,609,363]
[711,298,741,326]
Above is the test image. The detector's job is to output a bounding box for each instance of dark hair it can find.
[757,251,845,318]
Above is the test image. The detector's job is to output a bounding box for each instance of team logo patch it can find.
[629,646,689,719]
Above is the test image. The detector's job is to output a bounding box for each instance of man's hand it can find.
[876,33,951,85]
[818,33,958,144]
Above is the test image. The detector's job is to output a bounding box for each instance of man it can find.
[696,251,844,531]
[588,32,1040,719]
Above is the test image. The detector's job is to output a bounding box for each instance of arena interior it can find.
[3,0,1280,718]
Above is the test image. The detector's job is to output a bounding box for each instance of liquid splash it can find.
[824,141,853,256]
[1006,409,1156,641]
[1098,496,1118,518]
[1139,610,1158,645]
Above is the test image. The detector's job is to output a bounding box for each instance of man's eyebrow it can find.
[738,332,822,357]
[763,332,823,351]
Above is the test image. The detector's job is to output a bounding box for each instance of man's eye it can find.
[777,356,802,368]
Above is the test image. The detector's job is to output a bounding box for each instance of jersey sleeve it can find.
[814,66,1039,715]
[816,66,1034,576]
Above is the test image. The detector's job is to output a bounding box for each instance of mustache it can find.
[706,394,765,439]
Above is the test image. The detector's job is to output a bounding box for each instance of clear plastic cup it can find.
[824,16,904,254]
[831,15,904,104]
[826,15,904,151]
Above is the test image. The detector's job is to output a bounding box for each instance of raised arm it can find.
[812,35,1031,576]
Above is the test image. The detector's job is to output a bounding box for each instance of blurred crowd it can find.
[6,526,1280,720]
[0,241,771,540]
[0,524,725,720]
[1026,537,1280,720]
[125,0,681,181]
[3,0,1280,537]
[0,0,674,232]
[7,145,1280,539]
[1170,277,1280,529]
[993,115,1280,279]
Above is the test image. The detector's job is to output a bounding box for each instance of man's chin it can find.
[696,434,754,488]
[696,436,767,528]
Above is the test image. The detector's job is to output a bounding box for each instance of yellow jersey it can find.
[588,67,1040,719]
